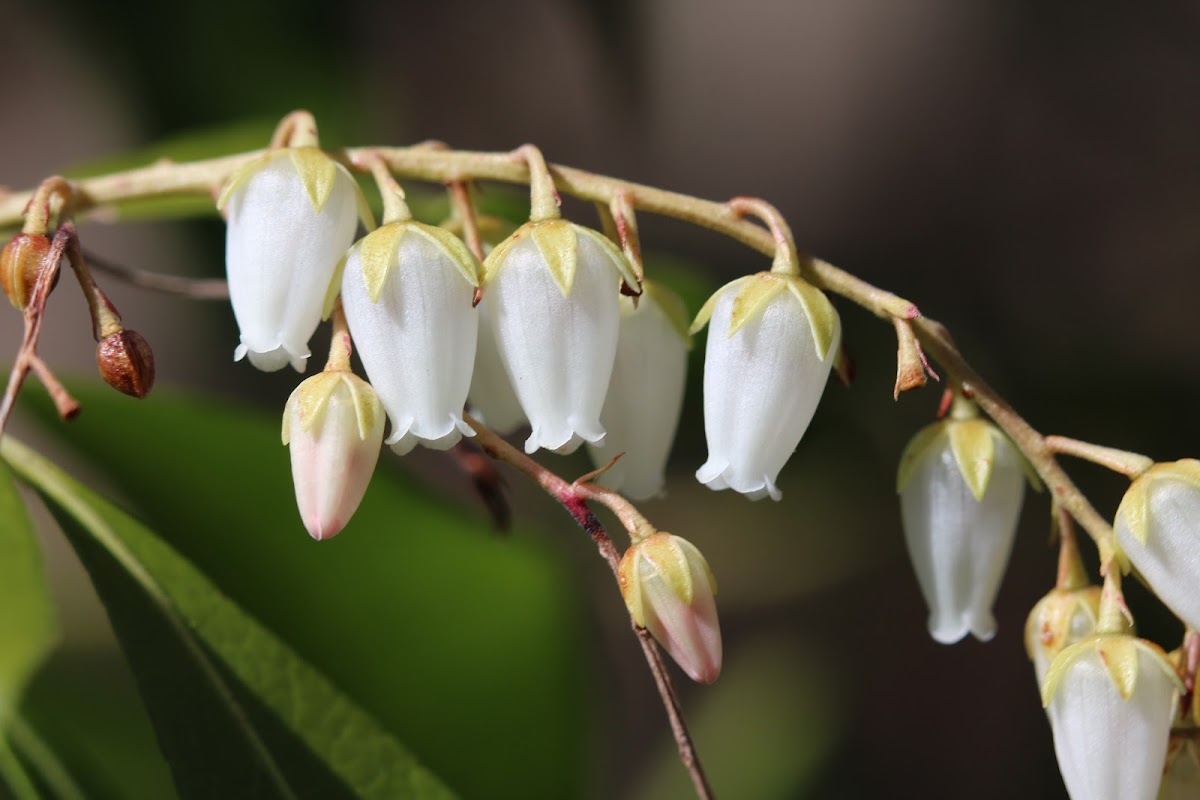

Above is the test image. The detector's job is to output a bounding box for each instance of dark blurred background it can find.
[3,0,1200,798]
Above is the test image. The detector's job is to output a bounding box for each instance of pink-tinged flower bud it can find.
[619,532,721,684]
[587,281,690,500]
[691,272,840,501]
[1115,460,1200,633]
[1,233,52,309]
[282,371,384,540]
[219,148,371,372]
[481,219,640,455]
[897,402,1035,644]
[341,220,480,454]
[1042,633,1181,800]
[96,329,156,399]
[1025,585,1101,686]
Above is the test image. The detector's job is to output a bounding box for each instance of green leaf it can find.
[20,382,590,799]
[0,460,57,723]
[1,436,455,800]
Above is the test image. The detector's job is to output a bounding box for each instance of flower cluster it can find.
[220,125,845,684]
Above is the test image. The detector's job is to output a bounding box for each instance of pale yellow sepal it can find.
[641,279,693,350]
[482,220,638,297]
[1117,460,1200,546]
[288,147,338,213]
[620,533,719,626]
[688,272,837,360]
[216,152,277,211]
[896,421,947,493]
[282,371,383,445]
[1041,634,1183,707]
[355,221,481,305]
[358,223,408,303]
[948,419,995,502]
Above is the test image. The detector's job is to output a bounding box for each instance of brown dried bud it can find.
[97,329,155,398]
[1,234,52,309]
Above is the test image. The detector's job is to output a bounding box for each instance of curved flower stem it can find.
[727,196,799,276]
[0,141,1118,567]
[358,152,412,225]
[269,110,320,150]
[83,248,229,300]
[515,145,560,223]
[463,412,714,800]
[324,299,352,373]
[1044,436,1154,479]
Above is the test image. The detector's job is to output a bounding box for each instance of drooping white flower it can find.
[587,281,691,500]
[897,407,1030,643]
[466,296,527,435]
[691,272,840,501]
[340,221,480,455]
[482,219,639,455]
[619,532,722,684]
[282,370,384,540]
[220,148,371,372]
[1042,634,1181,800]
[1115,460,1200,633]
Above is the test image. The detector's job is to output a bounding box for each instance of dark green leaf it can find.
[21,382,591,799]
[1,437,455,800]
[0,460,57,721]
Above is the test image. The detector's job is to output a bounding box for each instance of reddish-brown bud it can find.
[1,234,52,309]
[96,329,155,398]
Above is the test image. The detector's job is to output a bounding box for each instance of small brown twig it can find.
[463,412,714,800]
[83,249,229,300]
[0,226,80,435]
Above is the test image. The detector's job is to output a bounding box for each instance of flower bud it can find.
[282,370,385,540]
[341,221,480,454]
[1042,633,1181,800]
[1025,585,1101,686]
[691,272,840,501]
[220,148,371,372]
[481,219,639,455]
[96,329,156,399]
[1,233,52,309]
[1115,460,1200,633]
[587,281,691,500]
[897,409,1031,643]
[619,532,721,684]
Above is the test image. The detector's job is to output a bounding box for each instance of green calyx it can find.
[217,149,375,231]
[281,371,382,445]
[1116,459,1200,547]
[618,533,716,627]
[1040,633,1182,707]
[481,219,640,298]
[688,272,838,361]
[897,412,1041,499]
[349,221,481,304]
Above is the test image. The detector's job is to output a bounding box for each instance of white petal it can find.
[467,296,527,435]
[696,287,838,500]
[342,232,479,452]
[900,435,1024,643]
[1047,649,1176,800]
[287,382,384,540]
[587,294,688,500]
[225,156,359,372]
[1116,478,1200,632]
[488,233,619,455]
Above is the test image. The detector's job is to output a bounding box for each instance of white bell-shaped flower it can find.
[341,221,481,455]
[1042,633,1181,800]
[282,370,385,540]
[587,281,691,500]
[619,532,722,684]
[220,148,370,372]
[897,404,1030,643]
[482,219,639,455]
[691,272,840,501]
[1115,460,1200,633]
[466,296,527,435]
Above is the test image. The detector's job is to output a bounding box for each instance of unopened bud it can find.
[96,329,155,398]
[619,532,722,684]
[1,233,52,309]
